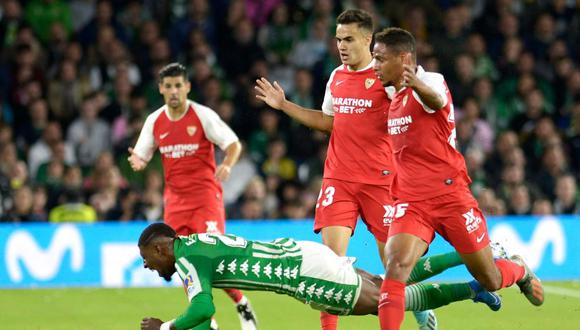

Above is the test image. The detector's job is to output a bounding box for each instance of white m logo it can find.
[490,217,566,270]
[6,225,84,282]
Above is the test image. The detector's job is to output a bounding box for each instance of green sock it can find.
[407,251,463,284]
[405,282,473,311]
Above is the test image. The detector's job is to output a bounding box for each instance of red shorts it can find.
[314,178,394,242]
[387,187,490,254]
[164,206,225,236]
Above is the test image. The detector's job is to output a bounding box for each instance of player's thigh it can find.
[296,241,360,315]
[165,208,225,236]
[321,226,353,256]
[386,201,435,248]
[432,192,490,254]
[358,184,393,244]
[314,178,359,234]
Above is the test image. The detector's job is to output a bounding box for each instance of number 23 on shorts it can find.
[316,186,336,208]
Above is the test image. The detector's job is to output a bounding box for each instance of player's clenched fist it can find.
[140,317,163,330]
[401,64,420,89]
[128,147,147,171]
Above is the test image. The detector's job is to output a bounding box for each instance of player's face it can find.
[335,23,372,68]
[372,42,406,87]
[140,244,175,282]
[158,76,191,110]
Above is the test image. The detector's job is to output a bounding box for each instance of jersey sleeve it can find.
[193,102,239,151]
[321,69,339,116]
[132,111,159,162]
[173,256,215,329]
[414,72,449,113]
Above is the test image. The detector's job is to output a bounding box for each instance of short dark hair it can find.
[336,9,373,33]
[158,62,188,82]
[375,27,416,56]
[138,223,176,247]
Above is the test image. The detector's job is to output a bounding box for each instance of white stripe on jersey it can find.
[176,257,202,302]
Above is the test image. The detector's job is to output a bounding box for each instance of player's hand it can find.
[140,317,163,330]
[128,147,147,171]
[254,77,286,111]
[215,164,232,181]
[401,64,420,89]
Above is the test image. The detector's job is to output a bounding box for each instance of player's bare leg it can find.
[459,244,544,305]
[379,233,428,330]
[376,238,437,330]
[320,226,352,330]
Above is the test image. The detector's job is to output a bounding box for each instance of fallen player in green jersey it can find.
[138,223,501,330]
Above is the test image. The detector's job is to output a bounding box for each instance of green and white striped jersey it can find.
[173,233,361,317]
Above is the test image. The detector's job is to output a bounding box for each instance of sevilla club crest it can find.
[365,78,375,89]
[187,126,197,136]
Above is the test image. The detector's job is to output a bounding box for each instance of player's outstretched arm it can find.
[255,77,333,133]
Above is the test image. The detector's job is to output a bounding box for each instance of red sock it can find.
[320,312,338,330]
[378,279,406,330]
[223,288,244,303]
[495,259,525,288]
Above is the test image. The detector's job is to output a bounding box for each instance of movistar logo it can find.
[490,217,566,270]
[6,225,84,282]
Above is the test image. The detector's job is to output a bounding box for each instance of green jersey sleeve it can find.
[172,249,215,329]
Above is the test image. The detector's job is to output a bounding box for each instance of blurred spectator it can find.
[0,0,25,51]
[28,122,76,179]
[16,98,48,150]
[248,110,283,162]
[222,143,257,208]
[67,95,111,168]
[258,3,296,65]
[532,198,554,216]
[553,174,579,215]
[49,188,97,223]
[261,137,296,181]
[0,184,42,222]
[24,0,73,44]
[47,60,92,127]
[508,184,532,215]
[289,17,328,69]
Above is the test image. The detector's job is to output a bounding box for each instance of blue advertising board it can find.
[0,216,577,288]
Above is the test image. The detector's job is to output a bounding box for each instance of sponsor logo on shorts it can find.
[463,208,482,233]
[383,203,409,226]
[205,221,219,233]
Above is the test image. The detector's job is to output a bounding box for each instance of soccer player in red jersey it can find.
[256,10,461,330]
[128,63,257,330]
[372,28,544,330]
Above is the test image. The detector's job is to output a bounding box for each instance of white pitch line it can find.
[543,285,580,298]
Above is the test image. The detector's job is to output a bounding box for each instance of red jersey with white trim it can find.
[321,62,393,185]
[386,66,471,201]
[133,100,239,212]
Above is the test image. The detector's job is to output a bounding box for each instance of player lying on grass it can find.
[138,223,501,330]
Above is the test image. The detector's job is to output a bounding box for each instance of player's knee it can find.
[384,253,415,280]
[475,271,502,291]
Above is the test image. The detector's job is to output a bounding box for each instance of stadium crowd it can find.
[0,0,578,223]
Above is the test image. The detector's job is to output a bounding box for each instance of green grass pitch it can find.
[2,281,578,329]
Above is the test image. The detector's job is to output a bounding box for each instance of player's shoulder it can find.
[189,100,218,117]
[417,66,446,84]
[145,105,167,122]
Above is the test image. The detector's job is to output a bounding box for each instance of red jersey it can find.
[321,62,394,185]
[133,100,239,212]
[386,66,471,201]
